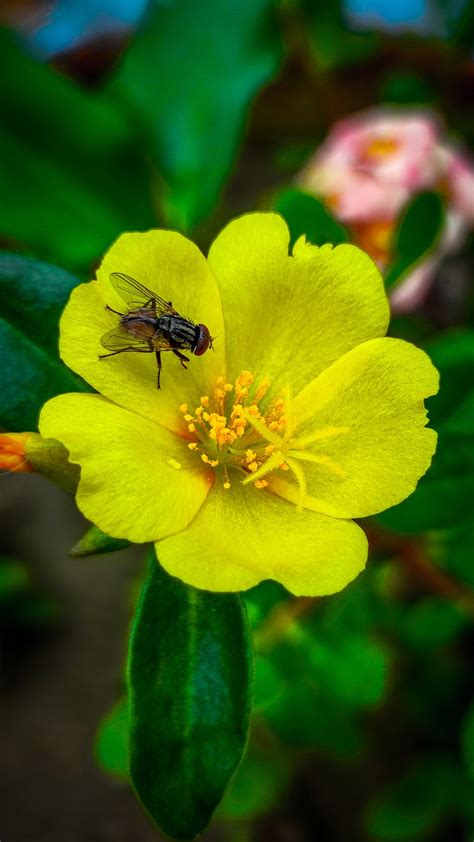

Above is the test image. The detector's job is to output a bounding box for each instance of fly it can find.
[99,272,214,389]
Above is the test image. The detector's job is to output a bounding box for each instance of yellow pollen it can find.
[178,370,327,508]
[167,458,181,470]
[364,136,399,159]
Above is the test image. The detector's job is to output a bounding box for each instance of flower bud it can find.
[0,431,79,493]
[0,432,34,473]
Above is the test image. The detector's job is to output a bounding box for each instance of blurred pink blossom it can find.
[298,109,474,312]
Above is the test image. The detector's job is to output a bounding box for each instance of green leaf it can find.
[217,738,289,821]
[70,525,131,558]
[384,192,445,290]
[0,28,154,270]
[264,675,362,756]
[0,556,29,600]
[253,656,284,710]
[399,598,467,652]
[380,73,436,105]
[379,332,474,532]
[128,553,253,839]
[462,699,474,780]
[0,253,87,430]
[302,0,379,71]
[432,522,474,588]
[273,189,348,249]
[367,755,460,840]
[110,0,282,230]
[96,698,129,779]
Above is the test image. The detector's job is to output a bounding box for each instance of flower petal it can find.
[156,482,367,595]
[39,393,212,542]
[207,212,389,394]
[60,230,225,432]
[287,337,439,518]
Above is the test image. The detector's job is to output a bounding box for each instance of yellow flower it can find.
[39,213,438,595]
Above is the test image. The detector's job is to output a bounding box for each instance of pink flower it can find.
[298,108,474,312]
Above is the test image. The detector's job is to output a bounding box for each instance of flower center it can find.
[179,371,296,491]
[362,135,399,161]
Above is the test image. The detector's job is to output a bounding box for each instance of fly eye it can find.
[194,324,211,356]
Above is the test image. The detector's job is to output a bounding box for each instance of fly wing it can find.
[100,324,152,352]
[109,272,179,316]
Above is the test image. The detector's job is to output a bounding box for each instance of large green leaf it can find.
[0,253,87,430]
[384,192,445,291]
[273,188,348,249]
[109,0,282,230]
[128,553,253,839]
[0,28,155,270]
[378,332,474,532]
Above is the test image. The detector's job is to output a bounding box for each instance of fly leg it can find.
[172,349,190,369]
[156,350,162,389]
[99,347,151,358]
[105,305,123,316]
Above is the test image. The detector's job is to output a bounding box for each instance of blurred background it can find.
[1,1,474,840]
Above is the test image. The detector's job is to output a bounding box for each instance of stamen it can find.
[287,449,347,478]
[179,370,344,501]
[292,426,349,448]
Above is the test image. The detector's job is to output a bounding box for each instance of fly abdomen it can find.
[121,314,158,341]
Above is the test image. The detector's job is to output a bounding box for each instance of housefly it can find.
[99,272,214,389]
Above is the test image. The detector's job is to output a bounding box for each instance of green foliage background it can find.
[1,1,474,840]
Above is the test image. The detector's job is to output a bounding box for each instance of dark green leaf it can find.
[0,28,154,270]
[431,522,474,588]
[110,0,282,230]
[0,253,86,430]
[302,0,379,70]
[399,598,467,652]
[264,675,363,755]
[273,188,348,249]
[379,332,474,532]
[384,192,445,290]
[70,525,131,558]
[379,431,474,532]
[128,553,253,839]
[380,73,436,105]
[462,700,474,780]
[367,755,460,840]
